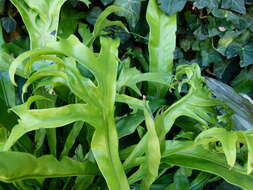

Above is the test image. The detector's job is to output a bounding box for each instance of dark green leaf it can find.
[113,0,142,29]
[240,42,253,67]
[58,4,86,38]
[221,0,246,14]
[232,67,253,93]
[214,181,242,190]
[86,7,102,25]
[189,173,215,190]
[1,17,16,33]
[158,0,187,16]
[0,71,15,108]
[216,31,239,56]
[194,0,219,9]
[60,122,84,159]
[173,168,190,190]
[100,0,113,6]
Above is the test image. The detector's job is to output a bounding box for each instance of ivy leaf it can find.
[216,31,239,56]
[86,7,102,25]
[225,42,253,67]
[194,0,219,9]
[1,17,16,33]
[200,40,223,66]
[113,0,142,29]
[232,67,253,93]
[240,42,253,67]
[221,0,246,14]
[225,43,241,58]
[100,0,113,6]
[58,3,85,38]
[158,0,187,16]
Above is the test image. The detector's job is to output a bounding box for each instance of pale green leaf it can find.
[140,102,161,190]
[147,0,177,97]
[0,152,98,182]
[78,23,93,46]
[196,128,237,167]
[117,66,172,96]
[10,0,67,48]
[3,96,100,151]
[91,5,128,46]
[163,140,253,190]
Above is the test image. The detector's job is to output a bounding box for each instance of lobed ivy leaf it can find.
[221,0,246,14]
[231,67,253,93]
[113,0,142,29]
[100,0,113,6]
[194,0,219,9]
[158,0,187,16]
[1,17,17,33]
[216,31,239,56]
[240,42,253,67]
[58,3,86,39]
